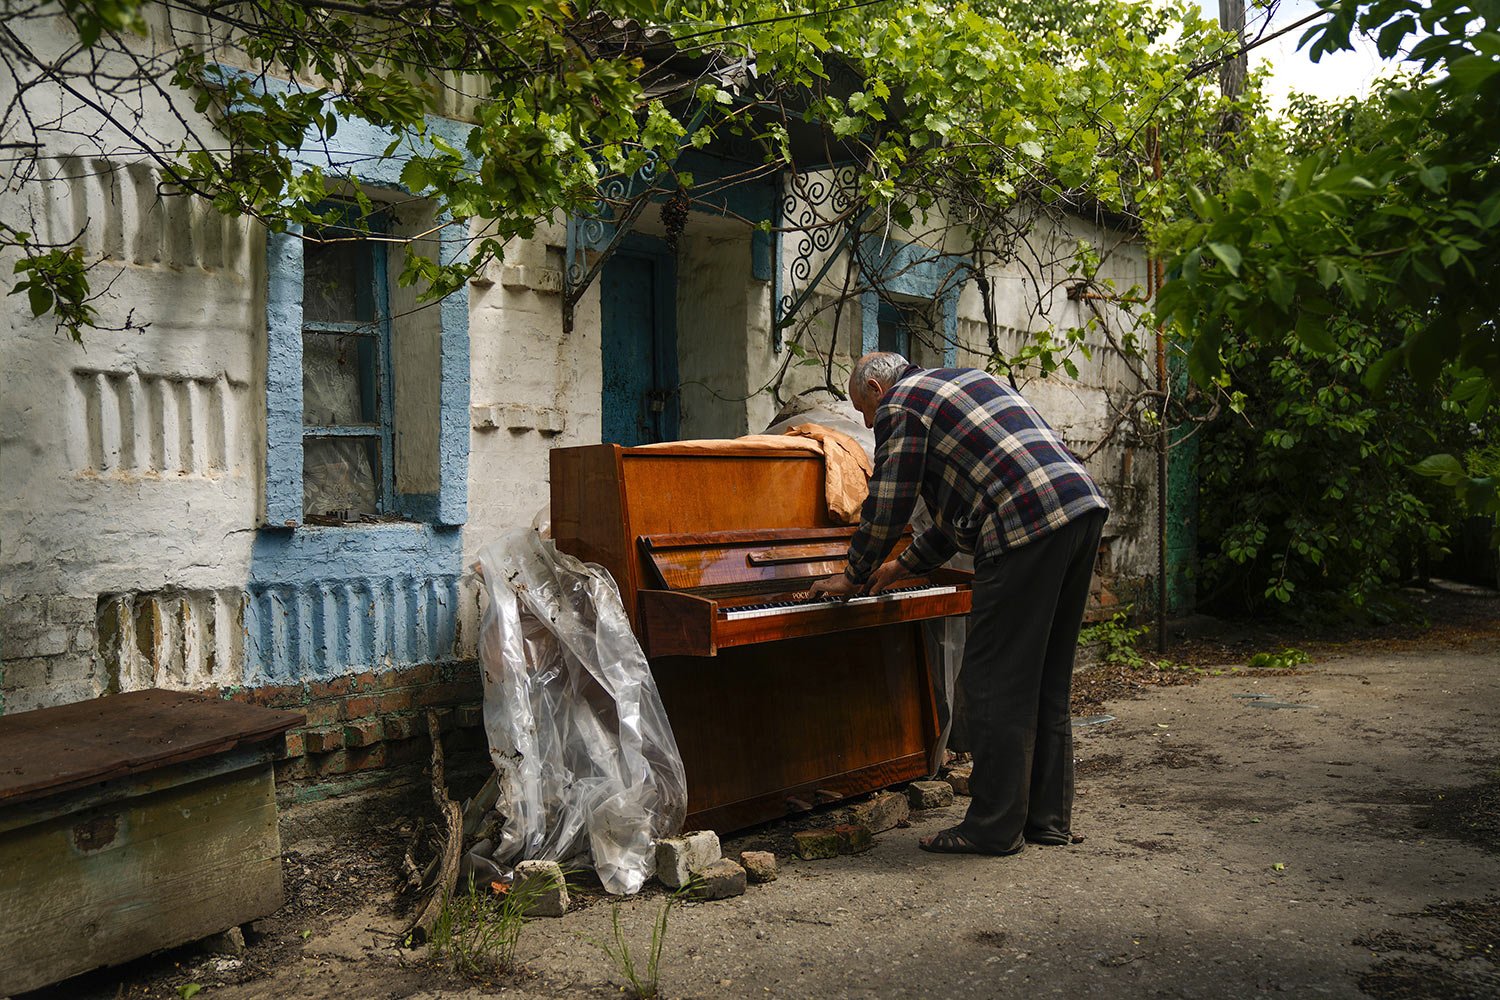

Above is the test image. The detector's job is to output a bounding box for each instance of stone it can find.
[738,851,778,883]
[0,596,44,628]
[792,829,841,860]
[513,859,569,917]
[655,830,721,889]
[196,926,246,955]
[46,595,97,623]
[944,764,973,797]
[847,791,910,834]
[907,780,955,810]
[0,657,49,691]
[690,858,747,900]
[834,824,873,855]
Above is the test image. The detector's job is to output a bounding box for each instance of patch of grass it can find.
[1246,648,1313,669]
[595,891,678,999]
[428,874,553,978]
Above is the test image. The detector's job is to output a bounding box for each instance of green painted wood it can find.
[0,764,284,995]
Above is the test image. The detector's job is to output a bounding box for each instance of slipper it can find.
[918,827,1021,856]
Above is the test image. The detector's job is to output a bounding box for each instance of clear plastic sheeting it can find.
[475,528,687,895]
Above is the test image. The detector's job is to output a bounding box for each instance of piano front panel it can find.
[652,624,937,833]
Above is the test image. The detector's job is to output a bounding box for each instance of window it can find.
[859,238,961,368]
[263,198,468,530]
[877,299,929,357]
[299,209,394,523]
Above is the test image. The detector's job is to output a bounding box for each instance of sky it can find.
[1193,0,1398,109]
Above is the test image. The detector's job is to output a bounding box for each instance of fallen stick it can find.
[405,710,463,944]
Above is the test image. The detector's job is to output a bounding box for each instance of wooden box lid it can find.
[0,690,303,807]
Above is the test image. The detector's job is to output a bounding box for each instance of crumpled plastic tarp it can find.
[475,527,687,895]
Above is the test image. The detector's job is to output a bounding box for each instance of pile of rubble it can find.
[507,767,973,917]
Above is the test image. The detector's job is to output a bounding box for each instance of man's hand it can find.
[808,573,860,600]
[866,558,914,595]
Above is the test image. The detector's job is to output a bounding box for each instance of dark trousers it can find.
[955,509,1106,852]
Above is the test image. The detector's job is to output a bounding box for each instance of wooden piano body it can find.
[550,442,972,833]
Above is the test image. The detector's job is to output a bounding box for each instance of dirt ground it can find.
[24,581,1500,1000]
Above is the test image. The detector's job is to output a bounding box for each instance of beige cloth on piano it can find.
[634,423,873,524]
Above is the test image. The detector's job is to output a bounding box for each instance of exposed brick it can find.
[302,701,343,727]
[350,670,379,692]
[4,626,69,659]
[281,730,306,759]
[514,860,569,917]
[443,726,484,752]
[906,780,955,810]
[343,719,381,747]
[834,824,873,855]
[412,680,482,708]
[655,831,721,888]
[1,596,45,629]
[793,829,840,861]
[70,626,95,654]
[455,705,482,729]
[305,749,351,776]
[428,707,456,733]
[340,744,389,773]
[383,714,421,742]
[308,675,355,700]
[47,595,97,623]
[375,690,418,715]
[738,851,778,884]
[384,738,429,768]
[341,695,378,720]
[690,859,746,901]
[274,756,312,784]
[847,791,909,834]
[302,727,344,754]
[378,663,439,690]
[1,657,49,691]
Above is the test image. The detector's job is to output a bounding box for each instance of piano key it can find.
[721,584,960,621]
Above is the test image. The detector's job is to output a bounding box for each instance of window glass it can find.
[303,231,374,323]
[878,300,928,356]
[302,332,378,426]
[303,436,379,520]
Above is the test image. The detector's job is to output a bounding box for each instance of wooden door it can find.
[600,237,679,446]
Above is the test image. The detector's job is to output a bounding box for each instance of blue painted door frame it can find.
[601,234,679,446]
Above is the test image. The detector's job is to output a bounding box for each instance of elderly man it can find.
[811,352,1108,855]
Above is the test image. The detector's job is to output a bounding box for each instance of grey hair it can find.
[851,352,909,395]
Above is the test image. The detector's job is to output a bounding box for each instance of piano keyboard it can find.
[721,584,960,621]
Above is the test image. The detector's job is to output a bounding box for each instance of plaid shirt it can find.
[844,365,1108,584]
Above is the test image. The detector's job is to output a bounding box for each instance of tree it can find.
[1154,0,1500,526]
[2,0,692,339]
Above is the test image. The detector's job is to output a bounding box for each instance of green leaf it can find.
[1315,259,1339,290]
[26,283,54,317]
[1207,242,1242,276]
[1294,314,1337,354]
[1413,453,1467,486]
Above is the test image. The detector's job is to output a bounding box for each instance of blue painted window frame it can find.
[859,237,962,366]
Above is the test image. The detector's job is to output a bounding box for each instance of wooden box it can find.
[0,690,302,995]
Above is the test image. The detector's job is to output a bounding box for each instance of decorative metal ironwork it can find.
[562,149,665,332]
[775,164,865,336]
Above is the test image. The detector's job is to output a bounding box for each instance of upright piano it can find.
[551,442,972,833]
